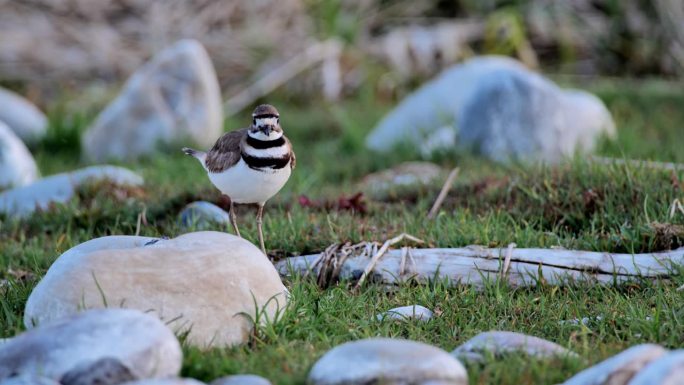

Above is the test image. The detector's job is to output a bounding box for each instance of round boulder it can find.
[24,231,288,348]
[0,308,181,381]
[0,121,39,190]
[308,338,467,385]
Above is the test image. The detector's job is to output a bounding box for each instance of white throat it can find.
[248,129,283,141]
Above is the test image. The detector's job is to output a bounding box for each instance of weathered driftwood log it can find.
[275,246,684,288]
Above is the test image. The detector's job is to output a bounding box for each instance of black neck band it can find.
[246,136,286,149]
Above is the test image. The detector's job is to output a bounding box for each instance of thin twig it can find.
[500,243,516,279]
[427,167,460,219]
[354,233,424,290]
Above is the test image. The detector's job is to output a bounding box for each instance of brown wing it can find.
[285,136,296,169]
[204,128,247,173]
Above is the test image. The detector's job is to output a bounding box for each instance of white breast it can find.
[207,159,291,204]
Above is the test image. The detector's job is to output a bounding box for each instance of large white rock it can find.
[82,39,223,162]
[308,338,467,385]
[24,231,288,348]
[0,88,48,145]
[562,344,668,385]
[452,331,577,362]
[0,121,39,190]
[628,350,684,385]
[0,165,143,218]
[365,56,615,163]
[0,309,181,381]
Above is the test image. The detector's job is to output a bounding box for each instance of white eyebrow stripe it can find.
[255,117,278,126]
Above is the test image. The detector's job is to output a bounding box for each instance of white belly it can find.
[208,159,292,204]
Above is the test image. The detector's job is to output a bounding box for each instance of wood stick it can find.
[277,246,684,288]
[427,167,460,219]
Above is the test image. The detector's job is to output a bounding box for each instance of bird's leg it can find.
[256,203,266,254]
[229,199,241,237]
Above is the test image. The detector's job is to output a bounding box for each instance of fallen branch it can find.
[276,246,684,288]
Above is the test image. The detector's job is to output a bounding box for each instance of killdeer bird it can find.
[182,104,295,254]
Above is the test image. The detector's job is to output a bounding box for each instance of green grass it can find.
[1,79,684,384]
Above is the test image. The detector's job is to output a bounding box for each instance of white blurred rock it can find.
[0,375,60,385]
[452,331,577,362]
[366,55,615,164]
[376,305,433,322]
[179,201,230,229]
[0,88,48,145]
[308,338,467,385]
[0,309,181,381]
[0,165,143,218]
[366,56,526,152]
[210,375,272,385]
[24,231,288,348]
[121,380,206,385]
[457,69,615,163]
[82,39,223,161]
[628,350,684,385]
[0,121,39,190]
[562,344,668,385]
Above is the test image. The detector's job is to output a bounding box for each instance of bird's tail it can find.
[182,147,207,166]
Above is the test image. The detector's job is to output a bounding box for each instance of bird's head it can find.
[249,104,283,141]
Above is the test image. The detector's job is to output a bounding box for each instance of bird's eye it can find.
[253,119,256,125]
[276,118,280,124]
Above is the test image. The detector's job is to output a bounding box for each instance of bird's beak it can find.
[260,126,273,136]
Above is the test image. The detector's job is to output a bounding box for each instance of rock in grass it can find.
[0,165,143,218]
[0,308,181,381]
[376,305,433,322]
[0,121,39,190]
[308,338,467,385]
[458,68,614,163]
[359,162,445,199]
[0,375,60,385]
[628,350,684,385]
[82,39,222,162]
[210,375,272,385]
[60,358,138,385]
[366,56,615,163]
[24,231,288,348]
[179,201,230,229]
[0,88,48,145]
[119,380,206,385]
[452,331,577,363]
[561,344,668,385]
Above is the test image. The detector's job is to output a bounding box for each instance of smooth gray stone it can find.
[60,357,137,385]
[625,350,684,385]
[452,331,577,362]
[0,121,39,190]
[376,305,433,322]
[210,375,272,385]
[82,39,222,162]
[308,338,467,385]
[179,201,230,229]
[0,308,182,381]
[0,375,60,385]
[0,165,143,218]
[0,88,47,145]
[366,56,615,164]
[562,344,668,385]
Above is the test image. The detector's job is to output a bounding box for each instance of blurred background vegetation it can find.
[1,0,683,107]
